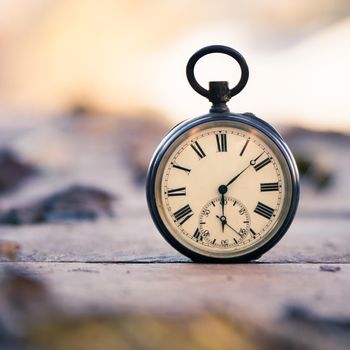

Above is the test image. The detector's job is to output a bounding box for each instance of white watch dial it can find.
[155,120,292,259]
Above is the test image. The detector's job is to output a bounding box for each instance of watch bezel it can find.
[146,113,299,263]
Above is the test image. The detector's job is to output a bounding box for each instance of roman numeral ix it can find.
[260,182,279,192]
[173,204,193,225]
[254,202,275,220]
[167,187,186,196]
[216,133,227,152]
[191,141,206,159]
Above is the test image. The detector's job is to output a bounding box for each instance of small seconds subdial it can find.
[198,197,251,248]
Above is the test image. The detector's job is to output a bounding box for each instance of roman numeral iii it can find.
[167,187,186,196]
[191,141,206,159]
[173,204,193,225]
[254,202,274,219]
[216,133,227,152]
[260,182,279,192]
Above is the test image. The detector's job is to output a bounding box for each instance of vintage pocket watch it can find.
[146,45,299,262]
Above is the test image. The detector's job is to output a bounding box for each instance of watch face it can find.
[148,116,298,261]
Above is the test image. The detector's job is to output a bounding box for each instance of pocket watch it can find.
[146,45,299,262]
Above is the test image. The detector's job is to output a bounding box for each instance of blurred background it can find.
[0,0,349,129]
[0,1,349,349]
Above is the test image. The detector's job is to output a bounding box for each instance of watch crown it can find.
[209,81,230,113]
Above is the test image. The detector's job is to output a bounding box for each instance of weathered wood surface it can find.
[0,115,349,349]
[1,262,348,320]
[0,215,349,264]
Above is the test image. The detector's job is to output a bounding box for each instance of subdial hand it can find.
[216,215,244,238]
[216,214,226,233]
[225,222,241,237]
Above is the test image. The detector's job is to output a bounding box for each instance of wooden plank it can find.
[1,262,348,321]
[0,215,348,263]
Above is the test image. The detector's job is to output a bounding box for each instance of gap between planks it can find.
[0,260,348,265]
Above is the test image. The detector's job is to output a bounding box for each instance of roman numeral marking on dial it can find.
[254,157,272,171]
[240,138,250,156]
[191,141,206,159]
[173,204,193,225]
[254,202,274,219]
[260,182,279,192]
[172,162,191,174]
[216,133,227,152]
[250,228,257,238]
[193,228,203,241]
[167,187,186,196]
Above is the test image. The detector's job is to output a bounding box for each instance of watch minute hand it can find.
[225,152,264,187]
[251,151,264,164]
[226,164,250,187]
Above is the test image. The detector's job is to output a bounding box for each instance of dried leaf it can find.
[0,241,20,261]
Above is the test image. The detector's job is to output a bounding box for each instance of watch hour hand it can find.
[220,192,225,216]
[218,186,227,232]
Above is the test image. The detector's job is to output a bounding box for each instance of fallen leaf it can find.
[0,241,20,261]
